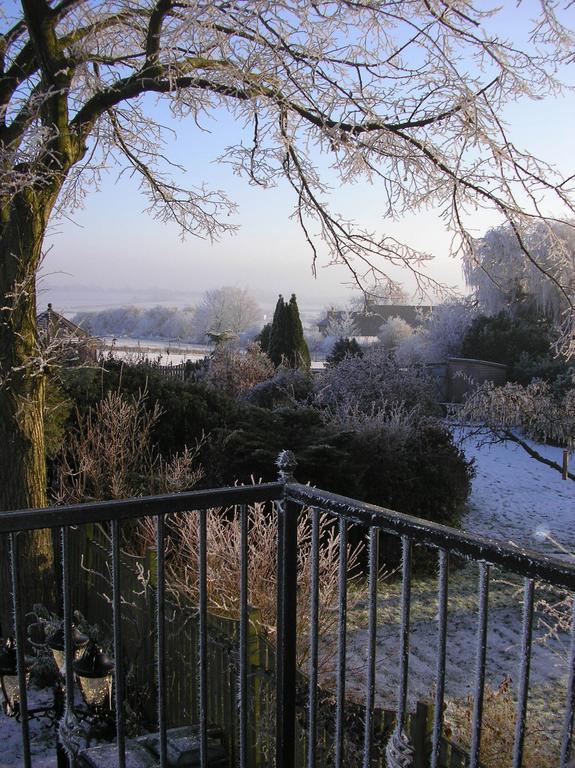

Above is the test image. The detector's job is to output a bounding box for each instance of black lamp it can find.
[47,625,89,671]
[0,637,31,716]
[73,642,114,711]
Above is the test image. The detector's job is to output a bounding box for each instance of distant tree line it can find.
[73,286,262,343]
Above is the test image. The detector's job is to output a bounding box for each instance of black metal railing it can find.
[0,451,574,768]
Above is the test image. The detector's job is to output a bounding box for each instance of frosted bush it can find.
[378,316,413,350]
[314,344,438,416]
[205,342,274,398]
[395,300,477,364]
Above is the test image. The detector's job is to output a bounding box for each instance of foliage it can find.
[315,344,440,417]
[348,282,410,314]
[212,405,473,528]
[59,361,235,470]
[460,311,553,378]
[319,308,359,339]
[204,341,275,398]
[340,419,474,526]
[287,294,311,368]
[325,337,363,367]
[464,220,575,342]
[378,316,413,350]
[445,678,557,768]
[73,305,196,340]
[267,294,310,368]
[241,366,313,409]
[395,300,478,365]
[257,323,272,353]
[3,3,575,512]
[133,502,360,671]
[55,390,204,503]
[511,354,575,390]
[459,378,575,480]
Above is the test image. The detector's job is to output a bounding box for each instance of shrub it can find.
[378,316,413,350]
[133,501,361,672]
[395,300,477,364]
[55,390,204,503]
[59,361,237,460]
[315,345,440,417]
[325,337,363,367]
[460,311,553,380]
[343,419,474,525]
[204,341,274,398]
[213,406,473,529]
[241,366,313,409]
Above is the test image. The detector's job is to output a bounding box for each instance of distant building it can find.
[317,304,433,337]
[37,303,101,362]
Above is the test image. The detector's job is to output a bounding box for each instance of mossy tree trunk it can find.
[0,186,61,635]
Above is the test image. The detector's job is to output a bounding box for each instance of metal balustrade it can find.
[0,451,574,768]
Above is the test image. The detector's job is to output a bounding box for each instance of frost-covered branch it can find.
[459,379,575,481]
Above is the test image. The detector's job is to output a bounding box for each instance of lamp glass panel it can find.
[78,675,112,708]
[2,674,29,706]
[52,646,85,670]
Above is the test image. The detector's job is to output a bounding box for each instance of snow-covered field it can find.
[1,430,573,764]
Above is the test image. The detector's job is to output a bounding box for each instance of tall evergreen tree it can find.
[268,295,287,366]
[267,293,310,368]
[287,294,311,369]
[257,323,272,353]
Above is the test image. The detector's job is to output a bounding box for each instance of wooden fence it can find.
[156,362,188,380]
[67,523,475,767]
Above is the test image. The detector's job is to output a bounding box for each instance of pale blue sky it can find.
[39,4,575,314]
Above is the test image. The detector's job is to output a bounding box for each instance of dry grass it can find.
[55,389,204,503]
[135,503,362,671]
[445,678,558,768]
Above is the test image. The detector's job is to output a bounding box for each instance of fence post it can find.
[276,451,298,768]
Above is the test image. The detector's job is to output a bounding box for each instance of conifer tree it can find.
[258,323,272,353]
[268,295,287,366]
[287,294,311,369]
[267,294,310,368]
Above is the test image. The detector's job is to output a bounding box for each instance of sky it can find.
[37,3,575,317]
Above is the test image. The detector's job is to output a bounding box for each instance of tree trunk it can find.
[0,188,56,635]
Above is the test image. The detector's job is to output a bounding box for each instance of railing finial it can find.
[276,450,297,482]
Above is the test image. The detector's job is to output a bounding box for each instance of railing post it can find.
[386,536,415,768]
[276,451,298,768]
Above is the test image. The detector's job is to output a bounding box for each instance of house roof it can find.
[37,304,93,340]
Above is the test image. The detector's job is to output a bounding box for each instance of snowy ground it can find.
[459,428,575,556]
[0,688,59,768]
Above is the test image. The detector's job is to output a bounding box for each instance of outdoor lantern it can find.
[0,638,30,716]
[73,642,114,710]
[47,625,89,671]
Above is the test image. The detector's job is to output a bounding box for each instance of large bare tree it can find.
[1,0,575,517]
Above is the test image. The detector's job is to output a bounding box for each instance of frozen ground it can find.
[0,688,59,768]
[458,428,575,556]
